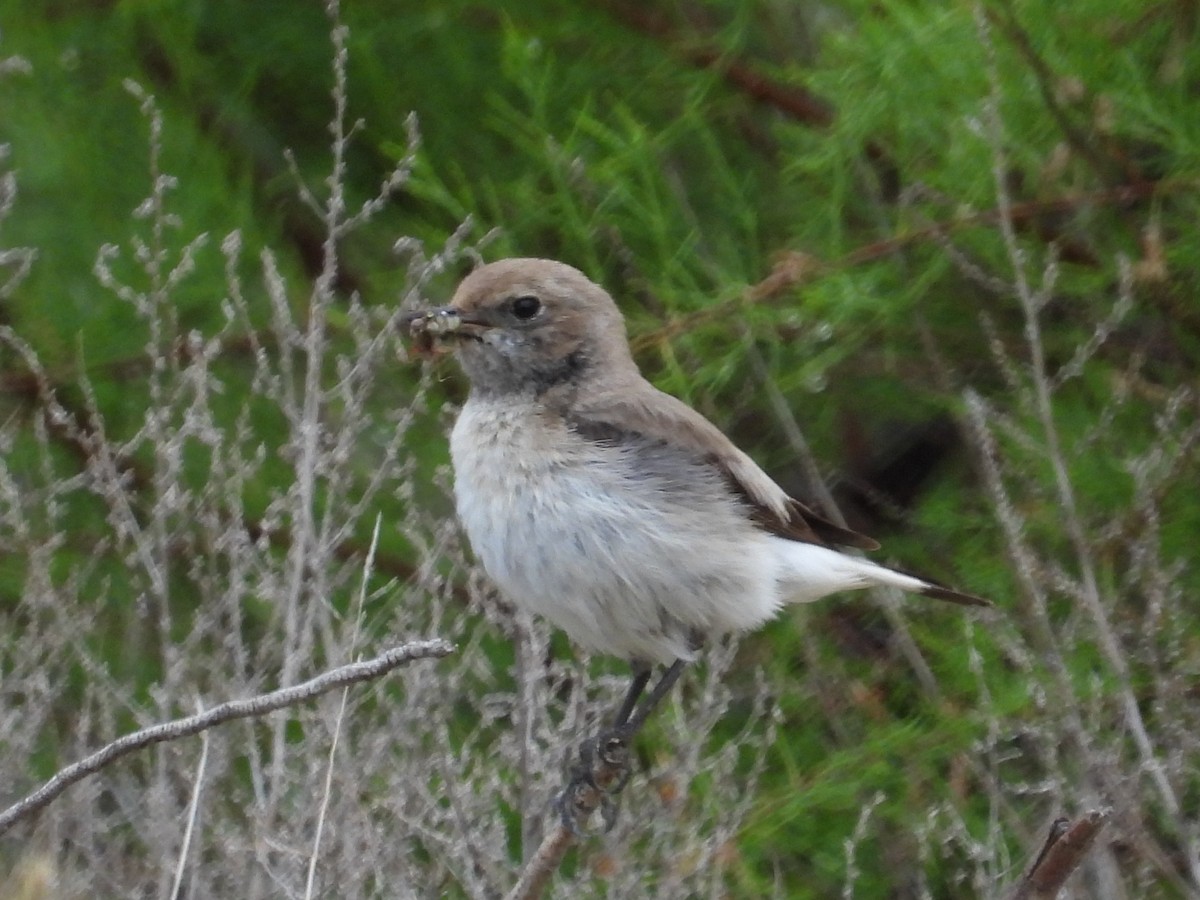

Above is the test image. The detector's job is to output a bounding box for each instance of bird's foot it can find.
[555,726,633,835]
[582,725,635,793]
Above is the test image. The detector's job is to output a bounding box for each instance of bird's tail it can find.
[918,580,990,607]
[854,557,990,607]
[777,541,990,607]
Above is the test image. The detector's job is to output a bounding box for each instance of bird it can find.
[404,257,987,819]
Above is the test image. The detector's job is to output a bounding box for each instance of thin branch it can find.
[986,3,1145,188]
[283,147,324,218]
[593,1,833,127]
[978,10,1192,885]
[1009,810,1110,899]
[506,827,575,900]
[631,178,1177,354]
[505,743,632,900]
[0,638,454,837]
[842,791,886,899]
[169,727,210,900]
[305,515,381,899]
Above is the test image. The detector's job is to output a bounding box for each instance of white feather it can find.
[772,539,929,602]
[451,395,931,666]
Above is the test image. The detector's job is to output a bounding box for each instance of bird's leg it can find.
[611,665,653,728]
[558,660,688,834]
[622,659,686,735]
[593,661,683,774]
[574,664,654,796]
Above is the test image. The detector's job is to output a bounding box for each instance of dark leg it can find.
[623,659,686,734]
[611,665,652,728]
[557,659,690,834]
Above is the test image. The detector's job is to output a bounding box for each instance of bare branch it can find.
[305,516,381,899]
[0,638,454,837]
[505,743,632,900]
[506,826,575,900]
[169,728,210,900]
[1009,810,1110,899]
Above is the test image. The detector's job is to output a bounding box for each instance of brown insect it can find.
[401,308,463,358]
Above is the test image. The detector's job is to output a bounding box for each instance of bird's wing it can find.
[568,386,880,551]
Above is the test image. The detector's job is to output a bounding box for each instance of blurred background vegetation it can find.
[1,0,1198,896]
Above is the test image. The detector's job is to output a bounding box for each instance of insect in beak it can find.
[401,307,486,357]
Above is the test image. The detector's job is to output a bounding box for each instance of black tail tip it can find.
[921,583,992,608]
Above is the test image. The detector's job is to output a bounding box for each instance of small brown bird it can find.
[406,258,986,813]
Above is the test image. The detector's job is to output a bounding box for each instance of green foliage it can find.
[1,0,1198,895]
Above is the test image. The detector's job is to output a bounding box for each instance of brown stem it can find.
[632,177,1180,353]
[1009,810,1111,899]
[593,1,833,128]
[505,738,633,900]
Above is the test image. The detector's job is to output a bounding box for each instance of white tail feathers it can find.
[775,539,989,608]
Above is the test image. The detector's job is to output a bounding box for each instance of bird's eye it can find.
[510,295,542,320]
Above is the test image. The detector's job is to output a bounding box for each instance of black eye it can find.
[510,295,542,320]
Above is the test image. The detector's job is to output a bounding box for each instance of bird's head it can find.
[404,258,635,398]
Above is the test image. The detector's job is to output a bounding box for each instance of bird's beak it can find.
[400,306,490,357]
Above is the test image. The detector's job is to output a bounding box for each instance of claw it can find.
[551,661,687,836]
[554,727,634,834]
[555,776,586,836]
[595,731,632,792]
[556,765,620,836]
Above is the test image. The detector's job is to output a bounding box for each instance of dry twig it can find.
[505,742,632,900]
[1009,811,1111,899]
[0,638,454,837]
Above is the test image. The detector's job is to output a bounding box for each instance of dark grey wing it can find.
[746,493,880,551]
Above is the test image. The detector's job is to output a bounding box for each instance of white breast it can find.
[449,397,784,665]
